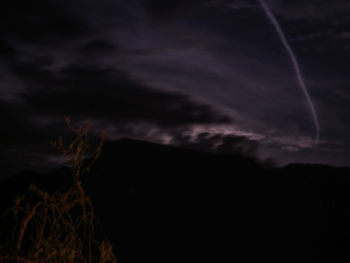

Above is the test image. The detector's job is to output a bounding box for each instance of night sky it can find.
[1,0,350,175]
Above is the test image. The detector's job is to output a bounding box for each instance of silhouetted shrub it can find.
[0,117,116,263]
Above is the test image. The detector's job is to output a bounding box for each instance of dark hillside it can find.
[1,138,350,263]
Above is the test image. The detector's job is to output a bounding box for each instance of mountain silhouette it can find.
[1,138,350,263]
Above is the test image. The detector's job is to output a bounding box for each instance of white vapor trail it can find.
[257,0,320,145]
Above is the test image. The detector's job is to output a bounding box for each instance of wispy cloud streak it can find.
[258,0,320,145]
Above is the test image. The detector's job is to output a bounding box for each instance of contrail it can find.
[257,0,320,145]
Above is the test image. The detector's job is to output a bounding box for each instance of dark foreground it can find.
[1,138,350,263]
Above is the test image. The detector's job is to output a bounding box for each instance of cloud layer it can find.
[0,0,349,175]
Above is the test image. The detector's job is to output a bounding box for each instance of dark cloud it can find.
[171,131,259,156]
[0,39,18,60]
[0,99,69,176]
[267,0,350,21]
[146,0,205,19]
[78,40,116,55]
[0,0,86,45]
[0,100,34,147]
[0,71,238,177]
[225,0,350,21]
[19,64,231,127]
[0,99,71,149]
[11,59,57,88]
